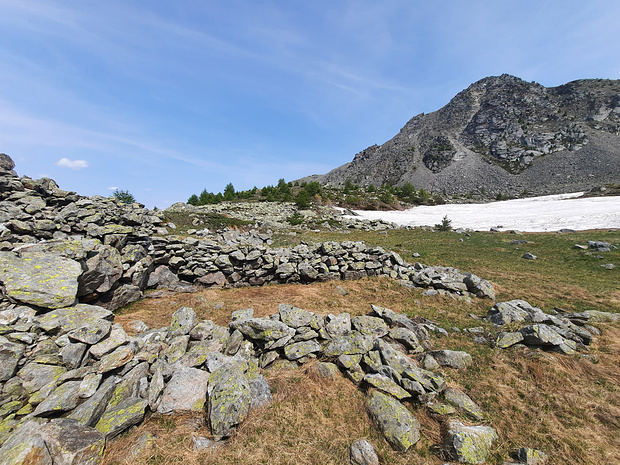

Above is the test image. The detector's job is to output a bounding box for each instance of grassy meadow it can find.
[106,227,620,465]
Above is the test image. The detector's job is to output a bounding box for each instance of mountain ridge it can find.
[301,75,620,198]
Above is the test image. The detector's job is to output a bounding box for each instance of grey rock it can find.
[366,390,420,452]
[231,308,254,321]
[495,331,525,348]
[443,420,497,464]
[26,418,105,465]
[363,373,410,400]
[351,316,389,337]
[79,373,102,399]
[89,323,128,358]
[157,366,210,414]
[0,251,81,309]
[325,312,352,337]
[208,364,251,439]
[230,317,295,341]
[169,306,197,337]
[443,387,485,421]
[97,345,134,373]
[428,350,473,369]
[67,319,112,345]
[37,304,114,334]
[283,340,321,360]
[0,423,53,464]
[487,300,543,325]
[278,304,315,328]
[68,376,120,426]
[33,380,82,416]
[522,253,537,260]
[60,342,87,369]
[96,397,147,439]
[0,340,25,382]
[247,372,272,409]
[18,363,67,394]
[108,362,149,408]
[350,439,379,465]
[323,333,374,357]
[520,324,565,347]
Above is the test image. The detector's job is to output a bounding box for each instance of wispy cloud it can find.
[56,158,88,170]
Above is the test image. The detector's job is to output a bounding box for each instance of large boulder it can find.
[208,364,251,439]
[366,390,420,452]
[0,251,81,309]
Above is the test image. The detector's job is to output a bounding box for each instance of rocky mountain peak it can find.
[306,75,620,198]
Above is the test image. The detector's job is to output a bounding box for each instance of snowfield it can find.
[342,193,620,232]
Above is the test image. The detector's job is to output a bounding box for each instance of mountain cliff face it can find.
[306,75,620,197]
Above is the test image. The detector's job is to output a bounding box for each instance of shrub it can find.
[113,189,135,204]
[435,215,453,231]
[287,212,304,225]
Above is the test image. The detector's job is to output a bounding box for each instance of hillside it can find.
[303,75,620,198]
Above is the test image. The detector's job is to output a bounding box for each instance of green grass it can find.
[273,228,620,313]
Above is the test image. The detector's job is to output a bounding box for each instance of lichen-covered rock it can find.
[519,324,565,346]
[168,307,197,337]
[157,366,210,414]
[36,304,114,334]
[516,447,548,464]
[283,340,321,360]
[278,304,314,328]
[351,316,389,337]
[0,251,81,309]
[0,426,53,465]
[443,420,498,464]
[443,387,484,421]
[487,300,542,325]
[96,397,147,439]
[67,319,112,345]
[17,363,67,394]
[89,323,128,358]
[68,376,119,427]
[97,345,134,373]
[363,374,410,400]
[366,390,420,452]
[208,364,251,439]
[428,350,472,369]
[230,317,295,341]
[323,333,374,357]
[495,331,525,349]
[33,380,82,416]
[325,313,352,337]
[0,341,25,382]
[247,372,272,409]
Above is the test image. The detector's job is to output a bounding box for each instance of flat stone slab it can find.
[96,397,147,440]
[0,251,82,309]
[37,304,114,334]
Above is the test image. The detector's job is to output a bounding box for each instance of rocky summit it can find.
[303,75,620,197]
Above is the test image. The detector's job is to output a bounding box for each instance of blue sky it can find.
[0,0,619,208]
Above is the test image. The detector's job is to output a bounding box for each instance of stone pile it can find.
[489,300,601,354]
[166,201,401,231]
[0,153,495,314]
[0,298,500,464]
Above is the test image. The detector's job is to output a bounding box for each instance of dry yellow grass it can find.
[106,276,620,465]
